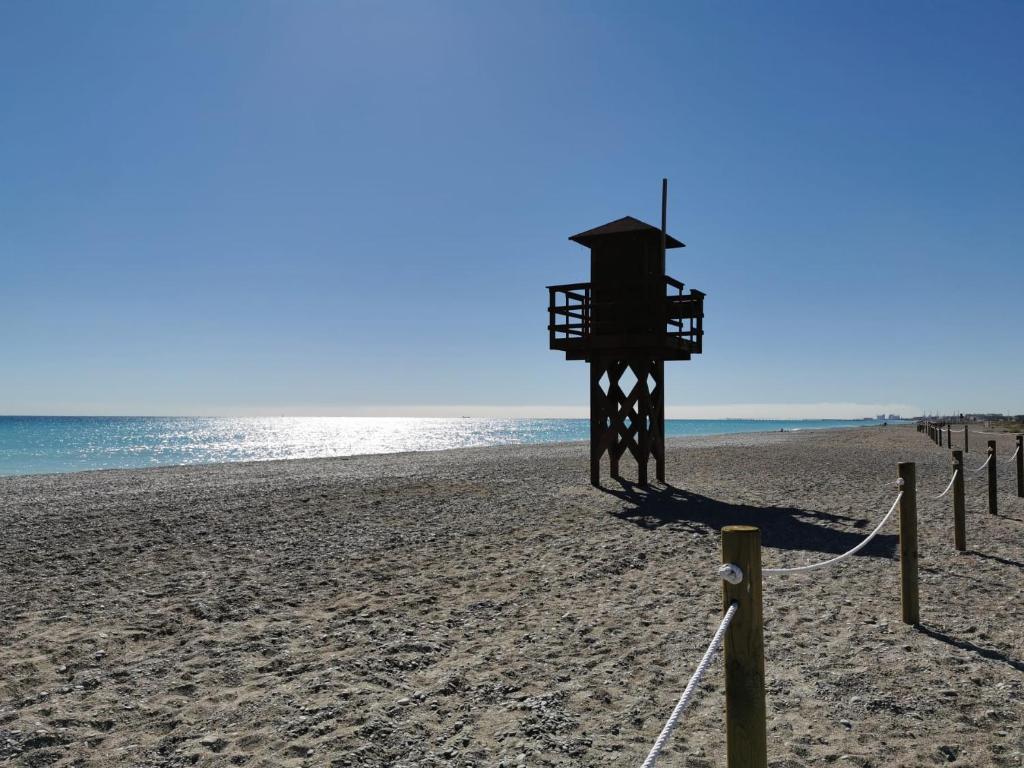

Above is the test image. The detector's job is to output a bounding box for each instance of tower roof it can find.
[568,216,685,249]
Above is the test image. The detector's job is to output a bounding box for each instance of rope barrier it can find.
[1006,445,1021,465]
[971,454,993,474]
[641,602,739,768]
[763,491,903,574]
[934,469,958,499]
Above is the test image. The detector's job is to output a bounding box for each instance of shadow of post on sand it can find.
[914,624,1024,673]
[966,549,1024,569]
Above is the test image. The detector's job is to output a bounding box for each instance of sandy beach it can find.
[2,425,1023,767]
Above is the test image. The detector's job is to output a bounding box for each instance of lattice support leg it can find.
[589,357,661,487]
[653,360,665,482]
[635,359,651,487]
[589,362,604,486]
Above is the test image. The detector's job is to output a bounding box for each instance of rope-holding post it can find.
[721,526,767,768]
[952,450,966,552]
[898,463,919,625]
[987,441,997,516]
[946,424,951,449]
[939,426,944,448]
[964,424,970,453]
[1016,435,1023,499]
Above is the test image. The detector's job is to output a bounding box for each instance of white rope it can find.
[641,602,739,768]
[763,491,903,574]
[1006,445,1021,465]
[971,454,993,473]
[934,469,958,499]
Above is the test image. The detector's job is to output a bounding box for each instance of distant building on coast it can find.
[547,179,705,486]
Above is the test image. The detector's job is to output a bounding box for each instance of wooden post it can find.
[1016,435,1023,498]
[987,440,997,515]
[952,450,966,553]
[636,361,650,487]
[654,359,666,483]
[964,424,969,453]
[589,363,602,486]
[946,424,951,448]
[938,426,943,447]
[898,462,919,625]
[721,525,767,768]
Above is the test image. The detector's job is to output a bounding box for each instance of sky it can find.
[1,1,1022,418]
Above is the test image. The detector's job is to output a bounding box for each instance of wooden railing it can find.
[548,277,704,352]
[547,282,591,347]
[665,276,704,354]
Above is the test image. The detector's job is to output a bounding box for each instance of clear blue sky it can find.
[2,1,1021,417]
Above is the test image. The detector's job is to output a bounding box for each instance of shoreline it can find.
[0,422,903,480]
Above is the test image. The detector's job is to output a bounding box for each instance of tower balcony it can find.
[547,276,704,361]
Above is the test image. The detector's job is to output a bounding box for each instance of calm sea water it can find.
[0,416,895,477]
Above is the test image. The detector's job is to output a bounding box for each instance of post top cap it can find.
[721,524,760,533]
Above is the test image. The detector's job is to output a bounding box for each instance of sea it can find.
[0,416,900,477]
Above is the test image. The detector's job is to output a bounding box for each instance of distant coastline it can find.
[0,416,908,477]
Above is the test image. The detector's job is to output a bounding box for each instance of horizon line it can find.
[1,402,925,420]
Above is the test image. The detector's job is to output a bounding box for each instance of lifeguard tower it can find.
[547,180,705,486]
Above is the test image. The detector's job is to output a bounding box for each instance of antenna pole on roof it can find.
[660,178,668,263]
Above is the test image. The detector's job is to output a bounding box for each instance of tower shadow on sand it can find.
[601,480,898,559]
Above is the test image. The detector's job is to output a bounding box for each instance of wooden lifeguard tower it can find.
[547,180,705,487]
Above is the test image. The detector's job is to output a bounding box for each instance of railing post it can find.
[584,285,591,338]
[947,424,951,449]
[898,462,919,625]
[1016,435,1023,498]
[938,426,943,447]
[721,525,767,768]
[964,424,969,453]
[952,450,966,553]
[987,441,997,515]
[548,286,556,348]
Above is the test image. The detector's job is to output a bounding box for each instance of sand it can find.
[1,425,1023,767]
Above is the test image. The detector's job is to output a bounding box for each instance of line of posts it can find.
[919,421,970,453]
[718,461,919,768]
[918,425,1024,517]
[693,434,1023,768]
